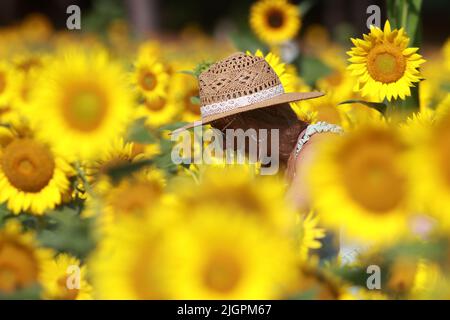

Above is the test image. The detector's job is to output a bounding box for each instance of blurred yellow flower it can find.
[165,209,296,299]
[172,72,201,122]
[309,122,412,244]
[0,220,52,295]
[40,253,92,300]
[131,54,169,101]
[298,212,326,261]
[136,96,178,128]
[175,165,295,234]
[28,49,134,160]
[348,20,425,101]
[250,0,301,45]
[408,111,450,226]
[89,212,178,299]
[92,167,166,230]
[85,137,136,188]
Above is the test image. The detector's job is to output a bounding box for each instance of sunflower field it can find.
[0,0,450,300]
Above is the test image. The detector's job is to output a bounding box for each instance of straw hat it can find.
[173,52,324,133]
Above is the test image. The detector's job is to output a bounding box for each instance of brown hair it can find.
[210,103,308,170]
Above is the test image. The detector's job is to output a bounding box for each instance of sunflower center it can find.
[145,97,166,111]
[267,9,284,28]
[56,275,79,300]
[339,132,406,213]
[63,87,108,132]
[0,242,39,293]
[367,44,406,83]
[0,72,6,94]
[1,139,55,193]
[140,71,157,91]
[202,251,242,293]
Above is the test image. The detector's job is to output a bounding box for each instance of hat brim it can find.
[171,91,324,135]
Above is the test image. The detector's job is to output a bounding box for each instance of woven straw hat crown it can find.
[198,52,281,107]
[172,52,324,133]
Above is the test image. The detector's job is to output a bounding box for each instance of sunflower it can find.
[135,95,178,128]
[347,20,425,101]
[0,131,73,215]
[304,24,330,52]
[0,220,52,295]
[85,137,136,186]
[172,72,201,122]
[317,66,360,103]
[89,212,178,299]
[89,167,166,230]
[131,54,169,101]
[250,0,301,45]
[298,212,326,261]
[408,111,450,226]
[27,49,134,160]
[83,137,160,194]
[165,209,296,299]
[136,41,163,63]
[39,253,92,300]
[174,165,295,234]
[10,67,40,114]
[308,122,412,244]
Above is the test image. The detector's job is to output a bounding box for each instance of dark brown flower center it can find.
[267,9,284,29]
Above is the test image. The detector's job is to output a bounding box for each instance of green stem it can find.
[75,162,93,196]
[401,0,409,30]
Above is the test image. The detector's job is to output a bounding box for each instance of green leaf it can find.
[179,70,196,77]
[190,96,200,105]
[298,0,317,17]
[37,206,96,259]
[127,118,157,144]
[297,55,332,86]
[106,158,154,184]
[0,204,10,225]
[158,122,189,132]
[384,239,447,261]
[0,284,41,300]
[339,99,387,114]
[287,288,319,300]
[229,29,267,53]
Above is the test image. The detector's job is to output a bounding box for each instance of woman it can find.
[173,52,342,210]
